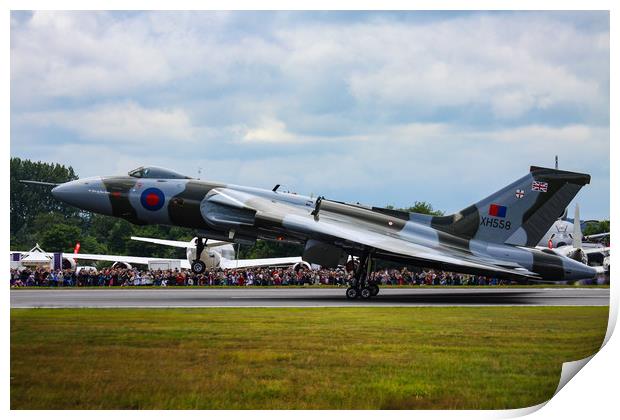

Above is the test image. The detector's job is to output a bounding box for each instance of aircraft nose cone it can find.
[51,183,73,202]
[51,178,113,215]
[51,182,77,204]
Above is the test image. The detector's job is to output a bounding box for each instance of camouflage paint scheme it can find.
[51,165,597,282]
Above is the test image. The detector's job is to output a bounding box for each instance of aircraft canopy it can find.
[128,166,191,180]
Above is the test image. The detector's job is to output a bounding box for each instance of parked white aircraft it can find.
[130,236,310,271]
[538,205,609,249]
[11,237,310,271]
[11,245,188,271]
[536,204,609,271]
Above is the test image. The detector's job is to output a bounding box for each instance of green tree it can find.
[106,220,134,254]
[583,220,610,237]
[386,201,444,216]
[78,235,109,255]
[402,201,444,216]
[10,157,79,235]
[238,241,304,259]
[84,214,119,241]
[31,213,83,252]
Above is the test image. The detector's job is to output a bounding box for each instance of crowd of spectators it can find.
[10,265,507,288]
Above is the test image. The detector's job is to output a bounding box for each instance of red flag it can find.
[73,242,81,265]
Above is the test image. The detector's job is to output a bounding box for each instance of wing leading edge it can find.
[131,236,230,249]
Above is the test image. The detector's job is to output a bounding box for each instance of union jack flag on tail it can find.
[531,181,548,192]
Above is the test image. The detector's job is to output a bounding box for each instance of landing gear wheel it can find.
[360,287,372,299]
[344,249,374,300]
[191,260,206,274]
[346,287,359,299]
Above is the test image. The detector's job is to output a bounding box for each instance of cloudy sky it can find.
[10,11,610,218]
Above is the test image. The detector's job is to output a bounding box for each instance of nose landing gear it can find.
[191,259,206,274]
[191,237,207,274]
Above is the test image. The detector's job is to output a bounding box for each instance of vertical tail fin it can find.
[428,166,591,246]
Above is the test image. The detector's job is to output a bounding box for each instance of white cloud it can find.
[337,16,605,119]
[11,12,609,121]
[10,12,255,104]
[187,122,609,197]
[9,11,610,218]
[15,101,197,143]
[12,12,172,102]
[472,124,599,145]
[242,117,296,143]
[239,116,374,144]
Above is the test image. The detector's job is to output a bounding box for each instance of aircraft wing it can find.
[12,250,190,269]
[12,251,154,266]
[65,252,190,269]
[131,236,229,249]
[219,256,302,270]
[584,246,610,255]
[208,191,540,279]
[131,236,192,248]
[286,213,537,278]
[584,232,610,241]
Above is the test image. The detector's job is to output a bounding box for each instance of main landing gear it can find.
[345,251,380,299]
[191,237,207,274]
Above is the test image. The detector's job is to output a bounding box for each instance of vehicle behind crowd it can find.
[10,265,514,288]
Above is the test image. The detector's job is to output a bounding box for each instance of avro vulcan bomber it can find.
[29,165,597,298]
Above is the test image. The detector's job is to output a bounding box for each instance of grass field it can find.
[11,306,608,409]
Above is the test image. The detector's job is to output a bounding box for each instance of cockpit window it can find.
[128,166,191,179]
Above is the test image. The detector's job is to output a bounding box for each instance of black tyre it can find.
[370,284,379,296]
[191,260,206,274]
[346,287,358,299]
[360,287,372,299]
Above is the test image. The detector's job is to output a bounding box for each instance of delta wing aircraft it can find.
[28,165,597,298]
[535,204,609,271]
[537,206,610,250]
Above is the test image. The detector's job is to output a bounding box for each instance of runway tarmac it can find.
[10,287,610,308]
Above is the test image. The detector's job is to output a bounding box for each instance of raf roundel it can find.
[140,187,165,211]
